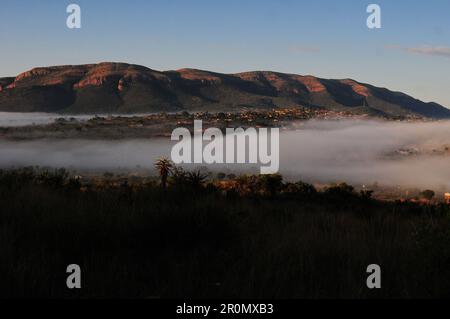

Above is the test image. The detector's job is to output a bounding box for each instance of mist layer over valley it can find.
[0,112,154,127]
[282,120,450,189]
[1,117,450,189]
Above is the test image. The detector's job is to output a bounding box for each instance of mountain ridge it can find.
[1,62,449,118]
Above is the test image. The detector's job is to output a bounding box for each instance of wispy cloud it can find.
[386,45,450,58]
[288,45,321,53]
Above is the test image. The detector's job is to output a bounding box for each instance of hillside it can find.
[1,168,450,298]
[1,62,449,118]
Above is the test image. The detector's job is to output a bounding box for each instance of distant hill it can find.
[1,62,449,118]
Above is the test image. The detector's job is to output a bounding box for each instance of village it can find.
[0,106,426,141]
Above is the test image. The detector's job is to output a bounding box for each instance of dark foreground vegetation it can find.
[0,167,449,299]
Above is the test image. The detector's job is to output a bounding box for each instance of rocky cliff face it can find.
[0,62,449,118]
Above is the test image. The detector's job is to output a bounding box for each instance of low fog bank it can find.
[0,139,171,170]
[282,120,450,189]
[0,112,93,127]
[1,119,450,189]
[0,112,157,127]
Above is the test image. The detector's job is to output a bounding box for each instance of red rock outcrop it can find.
[0,62,448,118]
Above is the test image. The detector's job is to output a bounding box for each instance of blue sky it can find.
[1,0,450,107]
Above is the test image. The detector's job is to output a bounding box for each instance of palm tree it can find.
[187,170,208,189]
[170,167,189,187]
[155,158,174,189]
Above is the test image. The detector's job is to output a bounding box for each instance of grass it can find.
[0,168,449,299]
